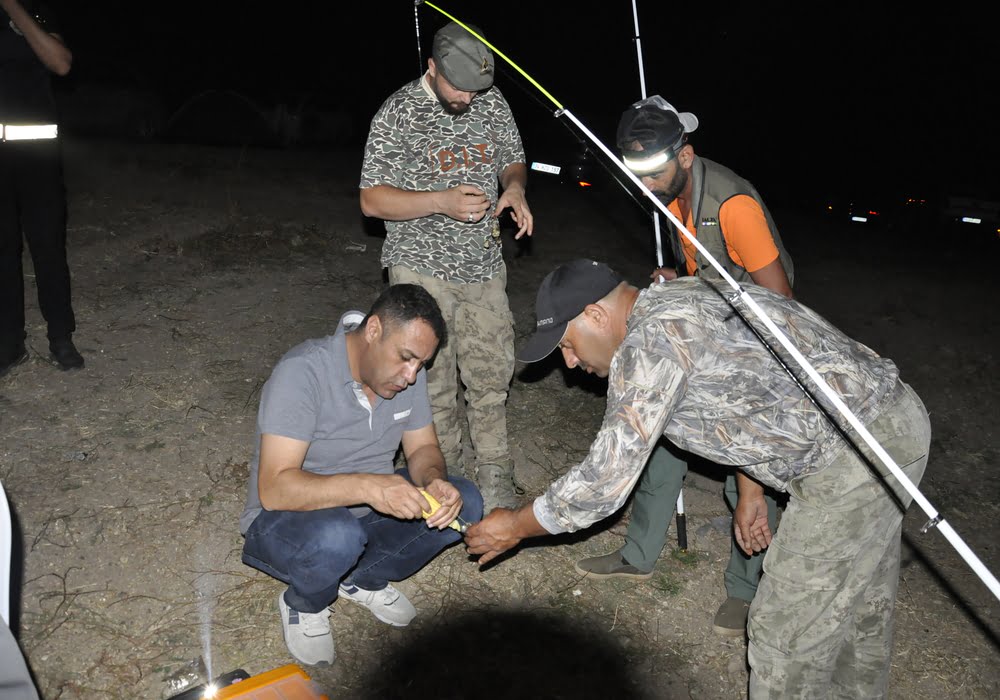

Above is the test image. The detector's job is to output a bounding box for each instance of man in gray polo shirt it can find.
[241,284,483,667]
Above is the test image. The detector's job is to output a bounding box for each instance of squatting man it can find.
[240,284,483,667]
[465,259,931,698]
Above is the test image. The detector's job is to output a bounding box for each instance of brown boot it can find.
[574,550,653,580]
[712,596,751,637]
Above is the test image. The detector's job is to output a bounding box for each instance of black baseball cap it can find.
[517,260,624,363]
[616,96,699,170]
[432,22,495,92]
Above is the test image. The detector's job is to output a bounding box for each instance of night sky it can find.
[44,2,998,208]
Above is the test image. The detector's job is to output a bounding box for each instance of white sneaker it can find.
[278,592,335,666]
[337,583,417,627]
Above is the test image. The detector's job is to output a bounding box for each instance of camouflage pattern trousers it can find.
[388,265,515,475]
[747,381,931,699]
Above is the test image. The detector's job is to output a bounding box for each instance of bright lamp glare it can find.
[623,150,671,174]
[202,683,219,699]
[851,216,867,223]
[961,217,982,224]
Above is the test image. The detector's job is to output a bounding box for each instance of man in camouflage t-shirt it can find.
[360,21,533,511]
[466,259,931,698]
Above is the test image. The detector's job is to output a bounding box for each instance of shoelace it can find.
[375,585,401,606]
[298,609,330,636]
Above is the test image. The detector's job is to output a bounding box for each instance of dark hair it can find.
[360,284,448,348]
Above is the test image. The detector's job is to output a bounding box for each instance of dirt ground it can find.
[1,138,998,699]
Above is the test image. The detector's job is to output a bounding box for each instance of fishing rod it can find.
[629,0,668,274]
[414,1,1000,603]
[628,0,687,553]
[413,2,425,76]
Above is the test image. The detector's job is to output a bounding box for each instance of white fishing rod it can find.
[629,0,687,552]
[413,2,425,77]
[416,1,1000,603]
[629,0,667,273]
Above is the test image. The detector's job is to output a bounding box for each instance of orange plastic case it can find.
[212,664,327,699]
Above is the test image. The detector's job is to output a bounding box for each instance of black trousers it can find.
[0,139,75,349]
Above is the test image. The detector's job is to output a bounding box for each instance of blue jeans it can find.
[241,470,482,613]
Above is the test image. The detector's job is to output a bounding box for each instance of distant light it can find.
[851,216,868,223]
[530,162,561,175]
[961,217,982,224]
[868,210,879,216]
[827,205,833,210]
[578,181,593,188]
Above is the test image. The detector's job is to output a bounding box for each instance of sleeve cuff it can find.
[532,495,568,535]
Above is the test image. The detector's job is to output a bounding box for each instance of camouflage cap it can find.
[432,21,494,92]
[517,260,624,363]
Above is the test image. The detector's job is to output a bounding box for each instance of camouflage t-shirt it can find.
[533,278,901,534]
[360,75,526,283]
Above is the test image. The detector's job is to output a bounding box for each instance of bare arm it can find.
[401,423,446,487]
[499,162,527,193]
[496,162,533,238]
[719,195,793,298]
[401,423,463,529]
[1,0,71,75]
[257,433,428,520]
[360,183,491,223]
[749,257,794,299]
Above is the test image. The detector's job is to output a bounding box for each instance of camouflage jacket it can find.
[360,74,526,283]
[534,278,901,534]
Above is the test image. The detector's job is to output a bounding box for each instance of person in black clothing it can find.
[1,0,82,376]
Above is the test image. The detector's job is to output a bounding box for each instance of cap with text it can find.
[517,259,624,363]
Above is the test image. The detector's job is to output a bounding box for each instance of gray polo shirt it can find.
[240,311,434,534]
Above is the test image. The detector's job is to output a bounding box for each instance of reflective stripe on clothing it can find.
[0,123,58,141]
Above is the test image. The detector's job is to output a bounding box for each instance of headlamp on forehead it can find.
[616,95,699,176]
[622,148,675,175]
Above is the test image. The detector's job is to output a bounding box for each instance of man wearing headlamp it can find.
[618,95,794,293]
[574,96,795,638]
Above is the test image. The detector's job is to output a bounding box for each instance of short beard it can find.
[430,77,471,115]
[657,167,688,204]
[438,97,470,115]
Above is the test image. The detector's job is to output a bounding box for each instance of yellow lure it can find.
[419,489,465,532]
